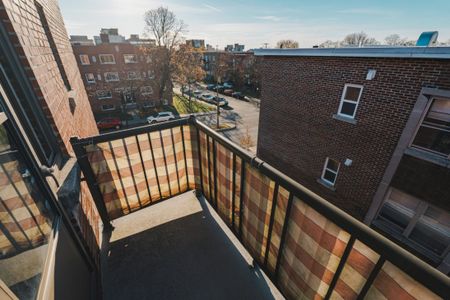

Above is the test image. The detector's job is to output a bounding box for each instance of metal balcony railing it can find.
[70,116,449,299]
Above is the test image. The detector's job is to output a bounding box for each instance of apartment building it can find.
[254,47,450,273]
[0,0,101,298]
[71,30,168,116]
[186,39,205,49]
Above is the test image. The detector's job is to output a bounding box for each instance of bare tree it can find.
[143,7,187,103]
[384,34,415,46]
[319,40,341,48]
[342,32,379,47]
[276,39,299,48]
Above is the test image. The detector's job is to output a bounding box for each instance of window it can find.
[99,54,115,64]
[124,54,138,63]
[148,70,155,79]
[374,188,450,260]
[85,73,95,84]
[321,157,340,186]
[79,54,90,65]
[104,72,119,82]
[96,90,112,99]
[101,104,115,111]
[127,71,141,80]
[411,98,450,157]
[141,86,153,95]
[97,74,102,81]
[142,101,155,108]
[337,84,363,119]
[91,56,97,63]
[146,55,152,63]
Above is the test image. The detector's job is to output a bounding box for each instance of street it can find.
[175,85,260,154]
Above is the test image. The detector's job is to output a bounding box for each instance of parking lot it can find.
[175,84,260,154]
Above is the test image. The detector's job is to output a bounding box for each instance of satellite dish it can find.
[416,31,438,47]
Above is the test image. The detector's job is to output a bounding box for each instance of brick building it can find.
[71,30,169,116]
[254,47,450,273]
[0,0,101,298]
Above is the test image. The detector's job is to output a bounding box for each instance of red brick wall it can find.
[257,55,450,220]
[0,0,98,156]
[72,43,165,114]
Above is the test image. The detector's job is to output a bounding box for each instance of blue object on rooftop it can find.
[416,31,438,47]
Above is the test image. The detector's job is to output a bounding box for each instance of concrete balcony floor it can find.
[101,191,284,300]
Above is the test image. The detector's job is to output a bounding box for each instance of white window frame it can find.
[147,70,155,79]
[96,90,112,99]
[91,56,97,63]
[99,54,116,64]
[101,104,115,111]
[123,54,138,64]
[79,54,90,65]
[321,157,340,186]
[337,84,363,119]
[85,73,95,84]
[104,72,120,82]
[127,71,141,80]
[140,86,153,95]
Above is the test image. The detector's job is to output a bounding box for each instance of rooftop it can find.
[253,46,450,59]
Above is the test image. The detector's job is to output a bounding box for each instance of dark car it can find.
[231,92,243,99]
[97,117,121,130]
[212,96,228,107]
[223,89,234,96]
[206,84,216,90]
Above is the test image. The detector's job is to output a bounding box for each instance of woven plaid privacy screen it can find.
[83,125,199,220]
[196,131,443,300]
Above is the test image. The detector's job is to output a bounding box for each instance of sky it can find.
[59,0,450,49]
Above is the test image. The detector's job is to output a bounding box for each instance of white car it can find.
[147,112,175,124]
[201,94,214,103]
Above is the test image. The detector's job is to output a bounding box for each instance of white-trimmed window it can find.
[104,72,119,82]
[374,188,450,259]
[148,70,155,79]
[124,54,138,63]
[101,104,115,111]
[97,74,102,81]
[91,56,97,63]
[140,86,153,95]
[337,84,363,119]
[411,98,450,158]
[142,101,155,108]
[99,54,115,64]
[321,157,340,186]
[79,54,90,65]
[127,71,141,80]
[96,90,112,99]
[85,73,95,84]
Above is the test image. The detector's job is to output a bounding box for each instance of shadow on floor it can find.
[101,195,279,300]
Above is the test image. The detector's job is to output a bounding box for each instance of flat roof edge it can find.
[253,47,450,59]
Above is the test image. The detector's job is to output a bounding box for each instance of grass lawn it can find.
[173,94,214,114]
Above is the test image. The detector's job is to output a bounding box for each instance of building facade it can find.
[254,47,450,273]
[0,0,101,298]
[71,34,169,115]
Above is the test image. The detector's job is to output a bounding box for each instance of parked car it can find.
[206,84,216,90]
[97,117,121,130]
[212,96,228,107]
[223,82,233,89]
[147,112,175,124]
[215,84,225,92]
[201,94,214,103]
[193,90,202,98]
[231,92,243,99]
[223,89,234,96]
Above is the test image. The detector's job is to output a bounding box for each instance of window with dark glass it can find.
[337,84,363,119]
[411,98,450,157]
[321,157,340,185]
[96,90,112,99]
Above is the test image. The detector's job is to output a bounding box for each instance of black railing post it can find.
[180,126,189,188]
[206,135,213,204]
[357,257,386,300]
[231,153,236,230]
[274,192,294,282]
[148,133,163,200]
[238,160,246,239]
[70,137,112,232]
[212,140,218,208]
[135,135,152,204]
[324,236,356,300]
[170,128,181,193]
[264,183,279,268]
[159,130,172,197]
[195,127,204,195]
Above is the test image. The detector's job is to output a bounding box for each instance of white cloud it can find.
[202,3,221,12]
[255,16,280,22]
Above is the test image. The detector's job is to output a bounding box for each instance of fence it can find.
[71,116,449,299]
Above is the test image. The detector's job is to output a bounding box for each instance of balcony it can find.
[70,117,449,299]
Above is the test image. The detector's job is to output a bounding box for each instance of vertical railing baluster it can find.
[206,135,213,203]
[231,153,236,231]
[357,257,386,300]
[180,126,189,189]
[122,138,142,208]
[324,236,356,300]
[135,135,152,204]
[212,140,218,209]
[170,128,181,194]
[195,127,204,195]
[70,138,112,230]
[0,194,32,247]
[108,141,131,213]
[274,192,294,282]
[159,130,172,197]
[238,160,246,239]
[0,217,22,251]
[147,133,162,200]
[264,183,279,268]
